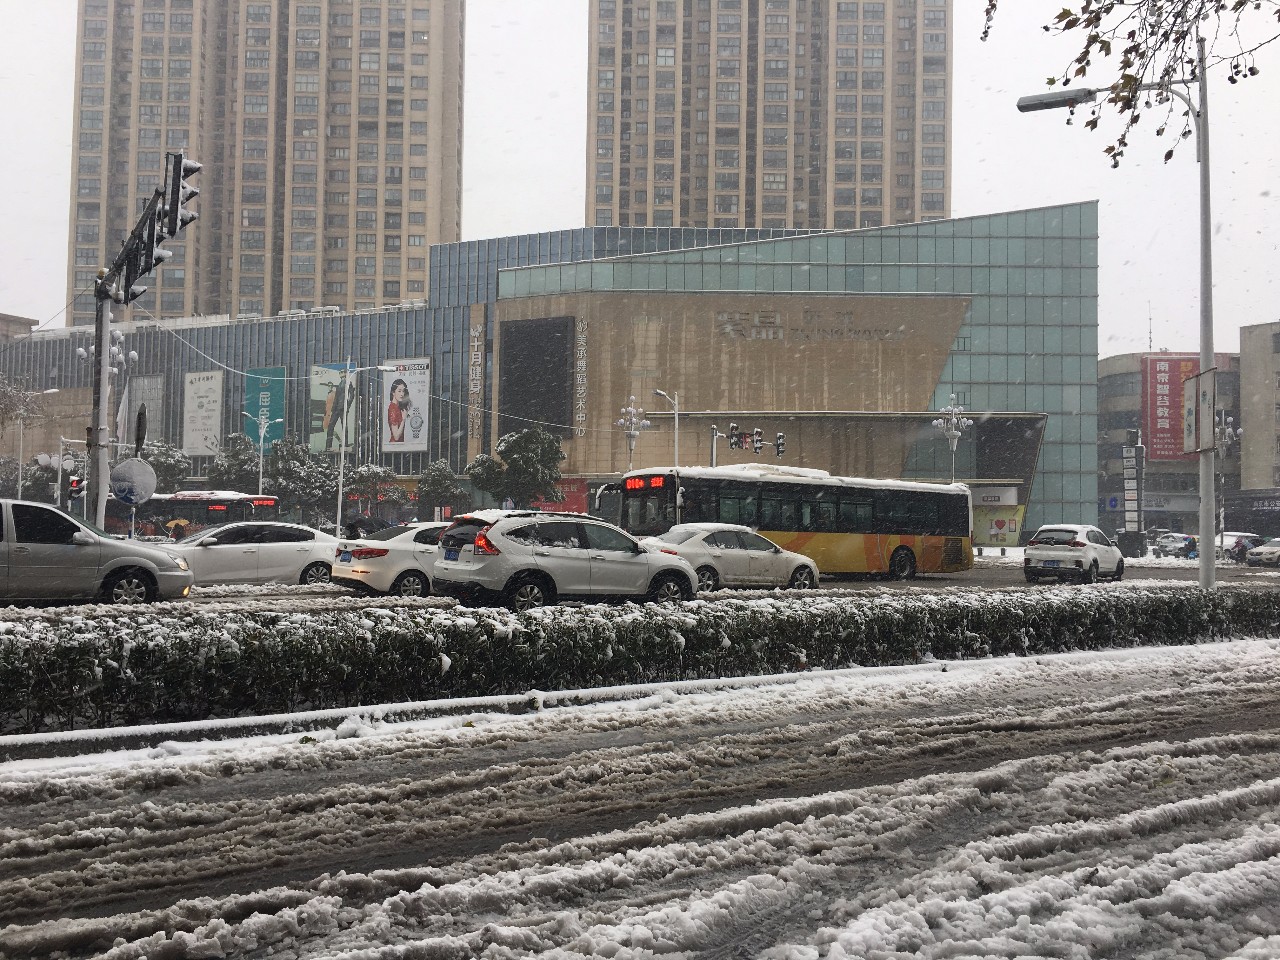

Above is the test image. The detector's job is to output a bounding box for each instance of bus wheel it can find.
[888,547,917,580]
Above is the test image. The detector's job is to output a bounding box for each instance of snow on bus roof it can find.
[628,464,970,495]
[166,490,275,500]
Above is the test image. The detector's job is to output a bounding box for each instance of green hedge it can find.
[2,585,1277,734]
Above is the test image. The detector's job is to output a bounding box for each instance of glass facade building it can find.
[2,207,1097,535]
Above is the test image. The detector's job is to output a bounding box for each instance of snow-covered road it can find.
[4,640,1280,958]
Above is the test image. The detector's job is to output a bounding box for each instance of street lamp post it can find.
[615,396,652,473]
[1214,411,1242,557]
[1017,36,1216,586]
[242,410,284,497]
[332,357,396,534]
[653,388,679,468]
[932,394,974,483]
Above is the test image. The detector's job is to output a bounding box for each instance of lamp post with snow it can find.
[615,396,651,473]
[932,394,973,484]
[1018,35,1217,586]
[242,410,284,497]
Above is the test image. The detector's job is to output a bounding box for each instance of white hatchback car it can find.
[169,521,337,586]
[641,523,819,593]
[1024,523,1124,583]
[432,510,696,611]
[331,521,450,596]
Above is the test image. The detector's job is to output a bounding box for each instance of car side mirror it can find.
[773,545,782,554]
[70,531,95,546]
[201,537,219,547]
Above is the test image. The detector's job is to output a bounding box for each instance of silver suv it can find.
[433,510,696,610]
[0,498,194,603]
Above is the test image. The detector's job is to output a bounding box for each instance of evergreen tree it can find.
[465,428,566,509]
[142,440,191,493]
[347,463,409,516]
[415,459,470,519]
[206,434,261,493]
[263,435,340,528]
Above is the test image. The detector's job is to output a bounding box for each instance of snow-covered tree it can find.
[346,463,408,516]
[263,435,339,528]
[416,459,470,518]
[142,440,191,493]
[465,428,565,509]
[984,0,1277,165]
[206,434,261,493]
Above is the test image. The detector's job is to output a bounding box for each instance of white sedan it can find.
[642,522,819,592]
[331,522,450,596]
[169,521,337,586]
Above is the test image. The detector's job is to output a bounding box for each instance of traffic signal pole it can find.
[85,150,199,527]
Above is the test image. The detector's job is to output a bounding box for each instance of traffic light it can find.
[69,476,85,500]
[752,427,764,454]
[141,197,171,274]
[728,422,740,449]
[164,151,202,238]
[775,432,786,457]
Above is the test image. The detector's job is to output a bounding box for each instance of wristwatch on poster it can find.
[409,408,424,439]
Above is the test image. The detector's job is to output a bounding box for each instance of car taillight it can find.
[659,548,679,556]
[473,528,501,556]
[1027,538,1043,546]
[350,547,390,560]
[1069,539,1088,548]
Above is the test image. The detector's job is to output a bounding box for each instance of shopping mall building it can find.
[1,201,1099,545]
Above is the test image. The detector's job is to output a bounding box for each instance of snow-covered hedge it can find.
[2,585,1277,734]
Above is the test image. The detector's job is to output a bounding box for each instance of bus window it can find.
[837,499,872,533]
[800,500,836,531]
[760,495,797,531]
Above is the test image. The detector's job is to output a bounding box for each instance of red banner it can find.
[1142,354,1198,460]
[530,477,589,514]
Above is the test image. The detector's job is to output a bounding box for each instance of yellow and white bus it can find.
[616,464,972,578]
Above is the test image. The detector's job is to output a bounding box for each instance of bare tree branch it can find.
[983,0,1280,163]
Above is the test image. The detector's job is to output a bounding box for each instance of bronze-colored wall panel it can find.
[495,291,969,477]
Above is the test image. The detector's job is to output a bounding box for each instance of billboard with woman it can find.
[380,358,432,452]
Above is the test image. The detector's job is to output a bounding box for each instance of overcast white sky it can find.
[0,0,1276,359]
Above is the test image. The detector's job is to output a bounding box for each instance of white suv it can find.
[1024,523,1124,584]
[432,510,696,611]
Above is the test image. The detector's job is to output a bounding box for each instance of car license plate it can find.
[339,550,352,563]
[1043,560,1060,568]
[444,547,460,561]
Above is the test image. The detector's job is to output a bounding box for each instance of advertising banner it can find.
[309,364,356,454]
[182,371,224,456]
[1142,354,1198,461]
[380,357,431,452]
[120,374,164,448]
[243,367,286,447]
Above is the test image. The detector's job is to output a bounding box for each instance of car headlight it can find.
[168,554,190,571]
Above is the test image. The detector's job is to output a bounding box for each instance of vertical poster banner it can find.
[243,367,287,447]
[182,371,224,456]
[309,364,357,453]
[380,358,432,452]
[1142,354,1198,461]
[121,374,165,448]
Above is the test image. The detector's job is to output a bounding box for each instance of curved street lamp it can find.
[932,394,974,484]
[653,388,679,468]
[1018,35,1217,586]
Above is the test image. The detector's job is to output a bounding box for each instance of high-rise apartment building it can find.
[585,0,952,230]
[67,0,464,327]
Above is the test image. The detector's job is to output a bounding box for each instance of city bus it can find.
[616,464,972,578]
[106,491,281,538]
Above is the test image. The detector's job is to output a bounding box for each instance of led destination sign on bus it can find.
[624,476,665,490]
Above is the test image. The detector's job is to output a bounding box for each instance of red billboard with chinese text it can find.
[530,477,590,514]
[1142,354,1198,460]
